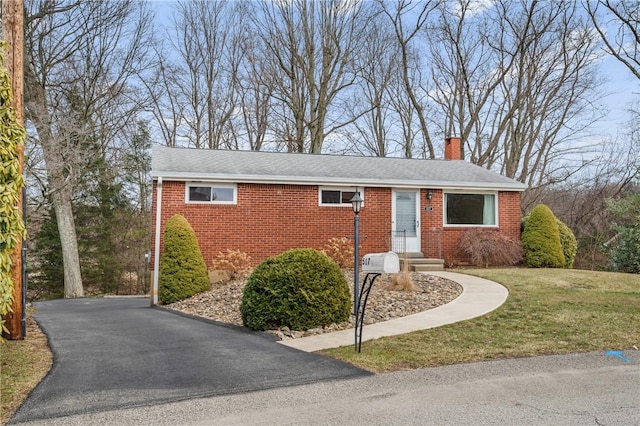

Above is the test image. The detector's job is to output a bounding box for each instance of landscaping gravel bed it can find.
[165,271,462,340]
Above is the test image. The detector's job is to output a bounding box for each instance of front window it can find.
[445,193,497,226]
[319,187,363,206]
[186,184,236,204]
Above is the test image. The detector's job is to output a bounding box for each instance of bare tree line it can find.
[152,1,609,179]
[6,0,638,297]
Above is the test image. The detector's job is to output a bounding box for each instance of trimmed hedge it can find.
[159,214,210,304]
[240,248,351,331]
[521,204,565,268]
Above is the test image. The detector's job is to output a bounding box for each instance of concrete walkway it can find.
[279,271,509,352]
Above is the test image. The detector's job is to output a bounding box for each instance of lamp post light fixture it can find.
[350,190,363,215]
[350,190,363,350]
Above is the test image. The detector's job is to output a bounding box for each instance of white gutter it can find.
[149,172,528,192]
[151,176,162,306]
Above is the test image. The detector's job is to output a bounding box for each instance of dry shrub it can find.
[211,249,252,280]
[387,256,417,292]
[321,237,354,269]
[388,270,417,292]
[458,229,523,268]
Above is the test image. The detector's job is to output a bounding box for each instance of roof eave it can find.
[151,171,528,192]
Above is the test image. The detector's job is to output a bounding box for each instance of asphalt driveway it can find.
[11,297,369,423]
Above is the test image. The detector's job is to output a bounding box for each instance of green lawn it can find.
[323,268,640,372]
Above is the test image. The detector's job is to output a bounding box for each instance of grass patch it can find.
[1,310,52,425]
[323,268,640,372]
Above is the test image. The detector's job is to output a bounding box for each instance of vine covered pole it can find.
[2,0,25,340]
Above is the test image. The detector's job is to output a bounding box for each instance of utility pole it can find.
[2,0,25,340]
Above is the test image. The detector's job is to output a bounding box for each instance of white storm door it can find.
[392,190,421,253]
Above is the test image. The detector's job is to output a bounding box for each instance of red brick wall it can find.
[420,189,522,265]
[151,182,521,268]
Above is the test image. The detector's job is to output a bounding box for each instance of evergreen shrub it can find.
[608,227,640,274]
[521,204,565,268]
[159,214,210,304]
[522,213,577,269]
[240,248,350,331]
[607,193,640,274]
[31,207,65,299]
[557,219,577,268]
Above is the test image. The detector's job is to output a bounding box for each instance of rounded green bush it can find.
[557,219,577,269]
[521,204,565,268]
[159,214,210,304]
[240,248,351,331]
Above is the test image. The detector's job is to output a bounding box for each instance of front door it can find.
[392,190,421,253]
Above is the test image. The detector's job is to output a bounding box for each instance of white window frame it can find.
[318,186,364,207]
[443,191,498,227]
[185,183,237,205]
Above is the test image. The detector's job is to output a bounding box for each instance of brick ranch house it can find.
[150,138,527,284]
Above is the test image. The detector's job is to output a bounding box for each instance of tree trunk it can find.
[51,190,84,298]
[39,138,84,298]
[25,67,84,298]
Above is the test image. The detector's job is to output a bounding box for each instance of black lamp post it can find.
[350,189,363,349]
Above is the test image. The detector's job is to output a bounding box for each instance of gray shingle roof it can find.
[151,146,527,191]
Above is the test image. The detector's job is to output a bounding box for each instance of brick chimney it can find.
[444,137,462,160]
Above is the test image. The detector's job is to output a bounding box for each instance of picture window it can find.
[444,193,497,226]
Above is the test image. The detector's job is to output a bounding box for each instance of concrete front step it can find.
[399,257,445,272]
[412,263,445,272]
[402,252,425,258]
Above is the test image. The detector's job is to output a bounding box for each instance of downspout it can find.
[151,176,162,306]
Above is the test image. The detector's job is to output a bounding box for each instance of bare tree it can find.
[143,46,184,147]
[388,74,420,158]
[150,1,273,150]
[427,0,604,188]
[24,0,154,297]
[499,1,603,187]
[233,4,276,152]
[164,0,241,149]
[345,7,429,159]
[250,0,370,153]
[586,0,640,175]
[342,12,399,157]
[378,0,441,159]
[586,0,640,79]
[428,0,515,162]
